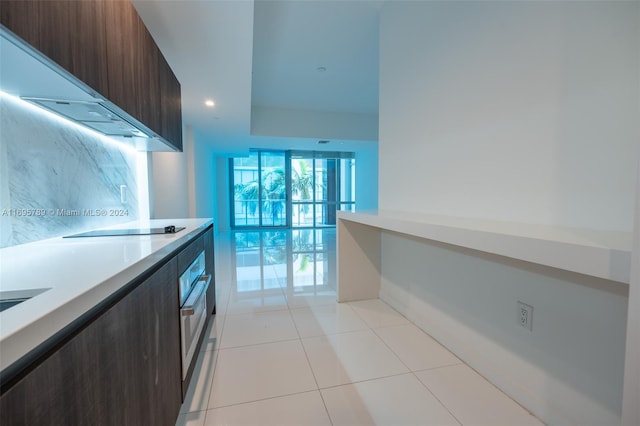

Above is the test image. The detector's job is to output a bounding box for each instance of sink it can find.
[0,288,50,312]
[0,298,29,312]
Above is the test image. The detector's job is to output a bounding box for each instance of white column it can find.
[622,145,640,425]
[185,125,196,218]
[337,218,381,302]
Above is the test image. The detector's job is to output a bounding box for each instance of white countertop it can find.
[0,218,213,372]
[338,210,632,284]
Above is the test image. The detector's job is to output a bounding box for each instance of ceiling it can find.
[252,0,380,115]
[131,0,381,155]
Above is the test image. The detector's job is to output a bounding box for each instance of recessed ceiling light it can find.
[205,99,215,107]
[316,66,327,73]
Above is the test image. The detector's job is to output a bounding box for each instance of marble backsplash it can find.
[0,94,143,247]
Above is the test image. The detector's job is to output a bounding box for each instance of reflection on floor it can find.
[176,229,544,426]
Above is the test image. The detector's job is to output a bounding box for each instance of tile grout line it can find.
[444,360,545,423]
[362,302,467,425]
[204,234,234,421]
[370,325,416,374]
[200,283,230,423]
[178,316,224,417]
[292,296,448,424]
[216,307,301,350]
[316,386,336,426]
[288,303,321,391]
[351,301,466,425]
[411,369,465,426]
[211,289,230,347]
[315,370,423,392]
[216,336,301,351]
[223,305,290,317]
[205,389,326,412]
[201,348,222,426]
[287,301,335,426]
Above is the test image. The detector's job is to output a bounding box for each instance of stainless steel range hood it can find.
[0,27,175,151]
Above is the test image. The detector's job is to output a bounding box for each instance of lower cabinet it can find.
[0,258,182,426]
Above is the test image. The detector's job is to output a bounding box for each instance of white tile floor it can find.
[176,230,544,426]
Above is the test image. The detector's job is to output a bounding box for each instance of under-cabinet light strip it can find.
[0,91,137,154]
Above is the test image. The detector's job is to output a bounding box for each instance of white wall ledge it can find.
[338,210,632,284]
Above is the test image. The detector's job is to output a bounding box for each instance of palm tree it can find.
[234,180,259,217]
[235,167,287,224]
[262,167,286,224]
[234,159,315,225]
[291,159,313,224]
[291,160,312,202]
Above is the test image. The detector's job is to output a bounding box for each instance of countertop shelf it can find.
[337,210,632,284]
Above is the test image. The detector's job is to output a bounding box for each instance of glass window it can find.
[230,151,287,228]
[260,152,287,227]
[231,150,355,229]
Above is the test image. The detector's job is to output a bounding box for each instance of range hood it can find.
[0,27,175,151]
[21,97,151,139]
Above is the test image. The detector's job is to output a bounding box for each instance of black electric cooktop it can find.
[64,226,185,238]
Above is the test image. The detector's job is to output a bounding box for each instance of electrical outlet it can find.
[517,301,533,331]
[120,185,127,204]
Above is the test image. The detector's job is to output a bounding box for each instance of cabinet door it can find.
[204,229,216,314]
[70,0,109,96]
[158,51,183,151]
[1,0,108,98]
[103,0,139,120]
[0,258,182,426]
[135,27,162,136]
[1,1,72,77]
[103,0,162,136]
[131,257,182,425]
[0,1,41,49]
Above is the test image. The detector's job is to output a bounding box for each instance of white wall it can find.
[192,130,217,221]
[215,156,230,232]
[379,0,639,232]
[149,129,190,220]
[378,1,639,424]
[622,10,640,423]
[622,153,640,425]
[252,106,378,142]
[150,127,221,227]
[381,233,628,425]
[355,142,379,211]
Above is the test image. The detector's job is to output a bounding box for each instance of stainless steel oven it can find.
[179,251,209,380]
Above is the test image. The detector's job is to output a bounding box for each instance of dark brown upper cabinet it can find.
[0,0,182,151]
[158,51,183,151]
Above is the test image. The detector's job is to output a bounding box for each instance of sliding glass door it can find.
[290,152,355,228]
[231,150,354,229]
[260,152,287,227]
[231,151,288,228]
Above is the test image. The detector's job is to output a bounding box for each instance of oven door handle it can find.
[181,275,210,316]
